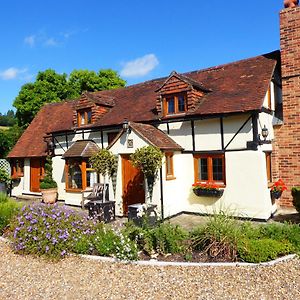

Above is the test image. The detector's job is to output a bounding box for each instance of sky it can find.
[0,0,285,114]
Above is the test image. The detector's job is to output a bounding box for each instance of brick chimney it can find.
[274,1,300,206]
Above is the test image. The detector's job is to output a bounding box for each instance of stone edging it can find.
[0,236,296,267]
[79,253,297,268]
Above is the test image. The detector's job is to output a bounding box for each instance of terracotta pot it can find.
[284,0,299,8]
[41,188,57,204]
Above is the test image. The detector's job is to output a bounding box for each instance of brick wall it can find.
[274,6,300,206]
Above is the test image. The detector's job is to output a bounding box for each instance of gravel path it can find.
[0,239,300,300]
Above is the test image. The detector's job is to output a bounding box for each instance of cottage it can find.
[8,2,300,220]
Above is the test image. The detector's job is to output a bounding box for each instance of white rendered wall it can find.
[161,151,273,220]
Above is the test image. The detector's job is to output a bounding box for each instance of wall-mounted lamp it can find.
[122,119,131,134]
[261,125,269,141]
[258,125,270,145]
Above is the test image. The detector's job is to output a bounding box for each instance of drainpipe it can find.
[159,167,164,220]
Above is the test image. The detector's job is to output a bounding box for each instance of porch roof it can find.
[62,140,100,159]
[129,122,183,151]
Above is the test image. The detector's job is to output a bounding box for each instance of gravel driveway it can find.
[0,239,300,300]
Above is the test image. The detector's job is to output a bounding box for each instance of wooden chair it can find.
[81,183,109,209]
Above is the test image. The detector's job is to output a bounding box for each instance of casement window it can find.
[77,109,92,126]
[193,154,225,185]
[163,93,187,116]
[265,152,272,183]
[11,159,24,178]
[65,159,97,191]
[165,152,175,180]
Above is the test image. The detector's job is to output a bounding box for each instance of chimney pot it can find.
[284,0,299,8]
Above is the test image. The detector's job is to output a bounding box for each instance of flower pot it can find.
[41,188,57,204]
[271,190,282,200]
[193,188,224,197]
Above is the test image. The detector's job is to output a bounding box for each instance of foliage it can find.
[13,69,126,128]
[0,195,22,234]
[0,168,10,184]
[40,156,57,189]
[237,239,294,263]
[89,149,117,178]
[0,110,16,127]
[69,69,126,96]
[123,221,188,255]
[190,212,241,261]
[292,187,300,213]
[0,125,23,158]
[270,179,287,193]
[192,181,222,191]
[130,146,163,178]
[73,224,138,260]
[10,203,96,259]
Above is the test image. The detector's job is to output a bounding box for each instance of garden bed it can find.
[1,199,300,264]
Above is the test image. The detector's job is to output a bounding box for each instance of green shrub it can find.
[39,156,57,189]
[191,212,241,261]
[292,187,300,213]
[73,224,138,260]
[0,168,10,185]
[0,196,21,234]
[123,221,187,255]
[238,238,294,263]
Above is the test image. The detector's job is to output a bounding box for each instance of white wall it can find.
[161,151,273,220]
[11,158,31,196]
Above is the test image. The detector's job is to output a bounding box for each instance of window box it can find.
[193,188,224,198]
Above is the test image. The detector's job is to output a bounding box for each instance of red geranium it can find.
[192,181,220,191]
[271,179,287,193]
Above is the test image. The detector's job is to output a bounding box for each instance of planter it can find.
[84,200,115,223]
[41,188,58,204]
[193,188,224,198]
[270,190,282,200]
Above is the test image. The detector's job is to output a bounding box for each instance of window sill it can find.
[65,188,83,193]
[166,176,176,181]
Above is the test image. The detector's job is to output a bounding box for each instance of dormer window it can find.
[164,93,187,116]
[77,109,92,126]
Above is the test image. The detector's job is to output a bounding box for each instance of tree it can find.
[0,125,23,158]
[13,68,126,128]
[0,110,16,127]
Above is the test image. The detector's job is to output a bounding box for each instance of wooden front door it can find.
[122,155,145,215]
[30,158,44,192]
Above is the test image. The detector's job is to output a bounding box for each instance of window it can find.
[77,109,92,126]
[65,159,97,191]
[265,152,272,183]
[194,154,225,185]
[165,152,175,180]
[163,93,187,116]
[11,159,24,178]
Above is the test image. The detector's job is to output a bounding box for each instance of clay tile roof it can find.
[62,140,100,158]
[7,101,76,158]
[129,122,183,151]
[84,92,115,107]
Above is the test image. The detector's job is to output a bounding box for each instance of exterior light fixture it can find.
[122,119,131,133]
[47,140,55,152]
[261,125,269,141]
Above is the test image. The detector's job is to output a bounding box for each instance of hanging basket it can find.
[193,188,224,197]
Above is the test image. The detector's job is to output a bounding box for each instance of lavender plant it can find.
[10,203,96,259]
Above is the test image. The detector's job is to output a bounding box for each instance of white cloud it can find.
[44,38,58,47]
[24,35,36,47]
[120,54,159,77]
[0,67,28,80]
